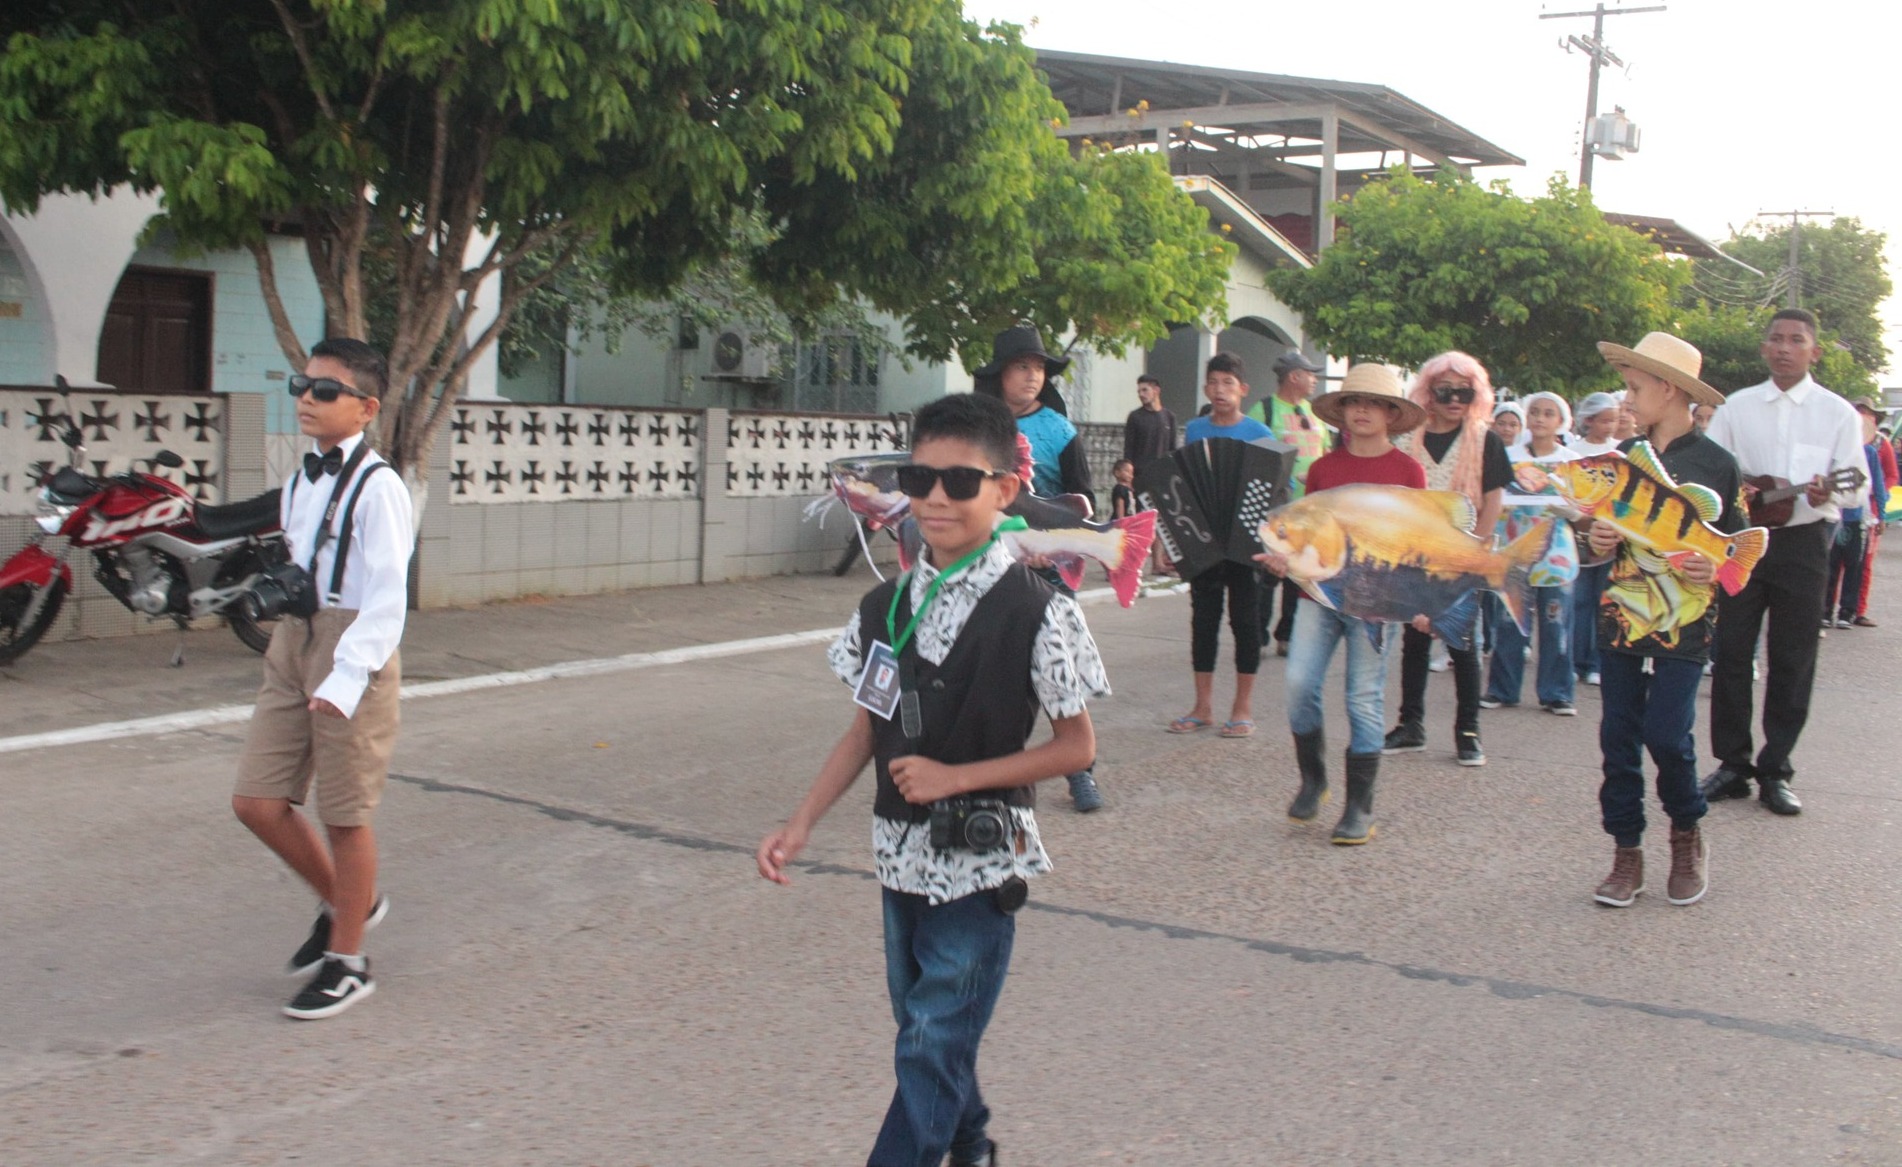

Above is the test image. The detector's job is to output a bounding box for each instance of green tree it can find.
[1674,301,1877,400]
[1265,168,1686,394]
[1694,218,1891,374]
[0,1,1228,497]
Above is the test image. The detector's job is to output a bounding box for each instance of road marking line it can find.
[0,584,1138,755]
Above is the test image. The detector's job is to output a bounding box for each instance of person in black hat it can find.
[974,326,1103,813]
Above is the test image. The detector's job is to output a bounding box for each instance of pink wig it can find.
[1406,351,1496,505]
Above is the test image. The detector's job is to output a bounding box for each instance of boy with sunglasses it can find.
[758,392,1107,1167]
[231,337,412,1019]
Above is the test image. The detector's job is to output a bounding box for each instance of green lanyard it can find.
[884,517,1027,657]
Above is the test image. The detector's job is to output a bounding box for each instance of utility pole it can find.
[1758,210,1834,308]
[1541,4,1665,188]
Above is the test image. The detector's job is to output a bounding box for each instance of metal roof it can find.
[1033,49,1523,169]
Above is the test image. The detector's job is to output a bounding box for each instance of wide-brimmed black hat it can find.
[974,326,1071,378]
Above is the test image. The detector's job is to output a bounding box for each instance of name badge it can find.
[853,640,903,720]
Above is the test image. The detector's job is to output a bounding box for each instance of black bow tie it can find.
[304,448,344,482]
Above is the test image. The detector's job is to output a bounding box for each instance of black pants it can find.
[1827,520,1868,621]
[1710,521,1831,781]
[1397,625,1481,736]
[1190,561,1262,675]
[1259,575,1302,647]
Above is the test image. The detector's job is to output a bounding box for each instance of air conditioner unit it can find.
[710,329,770,379]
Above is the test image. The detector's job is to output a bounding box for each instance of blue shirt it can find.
[1184,415,1273,444]
[1016,406,1079,497]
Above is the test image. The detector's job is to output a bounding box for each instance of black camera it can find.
[240,561,318,622]
[928,797,1012,853]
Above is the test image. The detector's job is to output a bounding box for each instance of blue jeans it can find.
[1598,652,1707,847]
[1572,561,1610,678]
[1285,598,1389,755]
[870,887,1016,1167]
[1485,584,1574,706]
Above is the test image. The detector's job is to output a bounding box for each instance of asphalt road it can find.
[3,552,1900,1166]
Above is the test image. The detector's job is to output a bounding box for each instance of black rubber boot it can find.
[1331,752,1380,845]
[1289,730,1329,821]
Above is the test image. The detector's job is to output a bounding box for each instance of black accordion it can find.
[1134,438,1297,580]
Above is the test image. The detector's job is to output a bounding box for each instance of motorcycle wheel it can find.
[227,601,277,654]
[0,579,69,665]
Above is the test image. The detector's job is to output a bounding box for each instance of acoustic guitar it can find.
[1744,465,1867,528]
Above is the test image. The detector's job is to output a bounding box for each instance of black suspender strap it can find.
[325,461,392,603]
[302,442,375,576]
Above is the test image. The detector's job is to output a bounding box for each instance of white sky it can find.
[962,0,1902,379]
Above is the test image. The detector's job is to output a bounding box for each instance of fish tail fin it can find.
[1430,594,1481,652]
[1055,558,1087,593]
[1104,510,1157,607]
[1717,527,1769,596]
[1498,519,1554,637]
[896,518,921,572]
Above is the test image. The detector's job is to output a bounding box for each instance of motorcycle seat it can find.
[194,488,282,538]
[48,466,101,502]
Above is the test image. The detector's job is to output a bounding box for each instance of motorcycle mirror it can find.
[62,425,83,449]
[154,449,185,469]
[55,374,70,392]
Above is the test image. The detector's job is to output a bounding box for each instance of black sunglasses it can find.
[288,374,371,403]
[1432,385,1476,404]
[895,464,1007,500]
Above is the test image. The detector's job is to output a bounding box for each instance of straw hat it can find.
[1596,332,1724,408]
[1311,364,1428,434]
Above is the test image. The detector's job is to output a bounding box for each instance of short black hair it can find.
[1768,308,1819,339]
[1136,374,1162,388]
[310,337,389,398]
[912,392,1020,473]
[1206,351,1246,381]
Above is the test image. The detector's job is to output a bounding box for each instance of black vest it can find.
[856,564,1057,822]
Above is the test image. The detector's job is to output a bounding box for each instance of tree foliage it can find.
[1691,217,1891,374]
[0,0,1229,486]
[1674,300,1877,401]
[1266,168,1686,394]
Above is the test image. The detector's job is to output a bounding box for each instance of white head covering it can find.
[1574,391,1619,433]
[1519,391,1574,436]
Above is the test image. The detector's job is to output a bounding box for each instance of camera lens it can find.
[963,808,1007,851]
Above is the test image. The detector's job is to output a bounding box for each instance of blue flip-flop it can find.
[1220,719,1256,738]
[1168,715,1214,734]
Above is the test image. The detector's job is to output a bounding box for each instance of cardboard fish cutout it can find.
[1525,443,1767,597]
[824,437,1157,607]
[1256,485,1555,650]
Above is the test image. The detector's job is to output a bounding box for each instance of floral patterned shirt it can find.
[829,539,1110,903]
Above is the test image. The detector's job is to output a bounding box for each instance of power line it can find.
[1540,4,1667,188]
[1757,209,1835,309]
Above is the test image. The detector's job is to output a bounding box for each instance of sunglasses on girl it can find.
[288,374,372,403]
[1432,384,1476,404]
[895,464,1008,500]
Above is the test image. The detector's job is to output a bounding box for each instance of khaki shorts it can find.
[234,608,401,827]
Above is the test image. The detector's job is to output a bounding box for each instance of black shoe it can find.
[1758,777,1802,815]
[289,895,389,977]
[1330,753,1380,845]
[1455,732,1486,767]
[1699,766,1752,802]
[1381,721,1426,754]
[1067,771,1104,813]
[1288,730,1329,822]
[283,956,375,1020]
[951,1141,997,1167]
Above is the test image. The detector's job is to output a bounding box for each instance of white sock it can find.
[326,951,367,973]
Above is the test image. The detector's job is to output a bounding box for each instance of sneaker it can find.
[1594,846,1645,907]
[289,895,389,977]
[1544,701,1577,717]
[1666,826,1708,906]
[1455,733,1485,766]
[1067,771,1104,813]
[1853,615,1879,628]
[1835,617,1856,630]
[1382,721,1426,754]
[1478,697,1509,710]
[950,1140,998,1167]
[1583,672,1601,686]
[283,956,375,1020]
[1428,655,1451,673]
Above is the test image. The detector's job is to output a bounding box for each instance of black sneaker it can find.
[1381,721,1426,754]
[289,895,389,977]
[1456,733,1486,766]
[1543,701,1577,717]
[951,1139,997,1167]
[283,956,375,1020]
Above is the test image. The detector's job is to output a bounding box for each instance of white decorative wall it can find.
[723,411,909,498]
[446,404,701,503]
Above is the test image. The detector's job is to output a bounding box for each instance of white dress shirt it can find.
[1705,375,1865,527]
[281,432,414,717]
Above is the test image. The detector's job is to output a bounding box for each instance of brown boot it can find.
[1593,846,1645,907]
[1666,826,1708,906]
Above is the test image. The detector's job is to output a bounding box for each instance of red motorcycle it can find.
[0,381,286,665]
